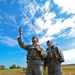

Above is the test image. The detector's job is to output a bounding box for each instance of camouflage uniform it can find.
[44,45,64,75]
[17,38,47,75]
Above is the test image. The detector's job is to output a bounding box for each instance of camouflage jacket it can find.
[44,45,64,66]
[17,37,47,59]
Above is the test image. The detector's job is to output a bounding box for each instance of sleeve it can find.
[17,37,29,50]
[57,47,65,62]
[39,46,47,58]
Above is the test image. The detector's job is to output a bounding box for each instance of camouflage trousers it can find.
[26,60,44,75]
[47,60,63,75]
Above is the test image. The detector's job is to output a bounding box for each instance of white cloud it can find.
[70,42,75,48]
[44,0,50,11]
[20,13,31,26]
[39,36,54,44]
[20,0,51,26]
[60,27,75,38]
[19,1,38,26]
[19,0,75,45]
[54,0,75,14]
[68,28,75,37]
[21,0,38,19]
[35,15,75,43]
[34,12,56,33]
[0,36,18,47]
[63,49,75,64]
[3,14,17,24]
[63,49,75,60]
[8,15,16,24]
[0,11,17,28]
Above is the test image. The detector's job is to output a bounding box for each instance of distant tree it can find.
[0,65,5,70]
[9,64,16,69]
[23,67,26,71]
[16,65,21,69]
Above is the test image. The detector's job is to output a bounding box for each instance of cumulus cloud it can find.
[0,36,18,47]
[36,15,75,43]
[63,49,75,64]
[20,0,75,48]
[18,0,75,47]
[54,0,75,14]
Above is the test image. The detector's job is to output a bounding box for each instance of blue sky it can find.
[0,0,75,68]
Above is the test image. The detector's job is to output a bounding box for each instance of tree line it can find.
[0,64,22,70]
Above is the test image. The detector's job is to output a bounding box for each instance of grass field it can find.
[62,65,75,75]
[0,65,75,75]
[0,69,25,75]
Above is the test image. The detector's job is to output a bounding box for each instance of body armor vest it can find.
[27,45,41,58]
[46,45,59,60]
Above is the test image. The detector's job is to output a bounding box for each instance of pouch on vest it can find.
[46,48,53,59]
[27,45,36,57]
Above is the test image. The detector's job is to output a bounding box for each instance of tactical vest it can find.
[27,45,42,60]
[46,45,59,60]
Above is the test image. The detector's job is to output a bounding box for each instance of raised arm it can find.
[17,27,28,50]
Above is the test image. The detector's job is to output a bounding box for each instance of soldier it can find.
[44,40,64,75]
[17,27,47,75]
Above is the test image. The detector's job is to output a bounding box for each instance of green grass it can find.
[0,65,75,75]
